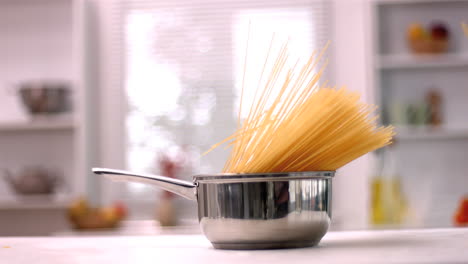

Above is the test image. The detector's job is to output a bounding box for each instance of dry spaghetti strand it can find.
[207,41,394,173]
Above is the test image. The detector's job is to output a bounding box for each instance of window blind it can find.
[105,0,330,211]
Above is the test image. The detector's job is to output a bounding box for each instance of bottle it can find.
[426,89,442,127]
[155,153,179,227]
[371,143,408,226]
[371,150,386,225]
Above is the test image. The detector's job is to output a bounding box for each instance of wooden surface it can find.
[0,228,467,263]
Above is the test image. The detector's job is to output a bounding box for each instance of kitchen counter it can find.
[1,228,467,263]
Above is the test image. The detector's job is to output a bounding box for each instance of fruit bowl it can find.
[407,22,449,55]
[408,39,448,54]
[67,198,127,230]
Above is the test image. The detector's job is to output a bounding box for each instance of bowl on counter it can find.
[18,81,71,114]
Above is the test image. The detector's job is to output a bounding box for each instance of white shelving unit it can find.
[378,53,468,69]
[395,126,468,140]
[375,0,468,4]
[0,119,75,132]
[0,0,98,234]
[0,195,72,210]
[369,0,468,229]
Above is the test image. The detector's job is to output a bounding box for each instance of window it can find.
[108,0,329,219]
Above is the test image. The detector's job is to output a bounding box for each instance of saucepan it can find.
[93,168,334,250]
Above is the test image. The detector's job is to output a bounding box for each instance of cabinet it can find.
[370,0,468,227]
[0,0,97,214]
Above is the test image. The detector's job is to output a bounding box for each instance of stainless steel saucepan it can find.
[93,168,334,250]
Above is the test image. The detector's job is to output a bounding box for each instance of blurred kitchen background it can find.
[1,0,467,236]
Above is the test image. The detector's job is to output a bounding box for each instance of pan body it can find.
[194,172,334,250]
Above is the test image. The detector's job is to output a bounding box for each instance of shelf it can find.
[0,194,72,210]
[0,118,75,132]
[375,0,468,5]
[395,127,468,140]
[377,54,468,70]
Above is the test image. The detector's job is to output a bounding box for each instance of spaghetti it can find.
[207,41,394,173]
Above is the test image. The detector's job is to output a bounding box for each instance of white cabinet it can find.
[370,0,468,227]
[0,0,98,212]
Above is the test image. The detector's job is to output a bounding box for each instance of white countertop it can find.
[1,228,467,264]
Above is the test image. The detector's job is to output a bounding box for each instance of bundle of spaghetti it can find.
[206,41,394,173]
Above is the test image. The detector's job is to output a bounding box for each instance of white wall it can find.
[91,0,375,227]
[88,0,127,205]
[330,0,373,230]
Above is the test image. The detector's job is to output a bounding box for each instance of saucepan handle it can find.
[92,168,197,201]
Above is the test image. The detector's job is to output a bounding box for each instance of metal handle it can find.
[92,168,197,201]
